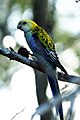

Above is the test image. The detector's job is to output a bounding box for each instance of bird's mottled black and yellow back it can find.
[33,25,55,51]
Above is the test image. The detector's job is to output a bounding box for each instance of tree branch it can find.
[0,47,43,72]
[31,86,80,120]
[0,47,80,84]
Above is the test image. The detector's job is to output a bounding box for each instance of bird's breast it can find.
[24,32,39,52]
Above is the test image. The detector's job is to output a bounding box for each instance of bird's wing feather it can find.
[32,29,68,74]
[45,49,68,74]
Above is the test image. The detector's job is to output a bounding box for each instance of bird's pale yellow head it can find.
[17,19,37,32]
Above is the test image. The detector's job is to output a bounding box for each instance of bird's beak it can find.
[17,23,24,31]
[17,23,21,29]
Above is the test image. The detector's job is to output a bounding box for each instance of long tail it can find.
[47,75,64,120]
[56,60,68,75]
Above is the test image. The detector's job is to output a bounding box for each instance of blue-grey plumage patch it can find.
[45,49,59,62]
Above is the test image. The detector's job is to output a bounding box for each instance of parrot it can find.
[17,19,68,120]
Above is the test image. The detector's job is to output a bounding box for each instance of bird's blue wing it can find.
[30,32,67,74]
[44,49,68,74]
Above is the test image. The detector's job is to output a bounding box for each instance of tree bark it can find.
[33,0,57,120]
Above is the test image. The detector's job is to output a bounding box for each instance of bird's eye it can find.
[22,21,27,25]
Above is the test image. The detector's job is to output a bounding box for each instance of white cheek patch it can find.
[22,25,29,32]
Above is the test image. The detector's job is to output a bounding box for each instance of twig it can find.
[0,47,80,84]
[66,95,75,120]
[58,72,80,84]
[0,47,43,72]
[10,108,25,120]
[31,86,80,120]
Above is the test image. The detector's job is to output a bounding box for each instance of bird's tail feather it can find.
[47,75,64,120]
[56,60,68,75]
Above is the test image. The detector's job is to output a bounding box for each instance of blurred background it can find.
[0,0,80,120]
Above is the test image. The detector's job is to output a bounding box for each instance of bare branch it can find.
[0,47,43,72]
[10,108,25,120]
[0,47,80,84]
[58,72,80,84]
[31,86,80,120]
